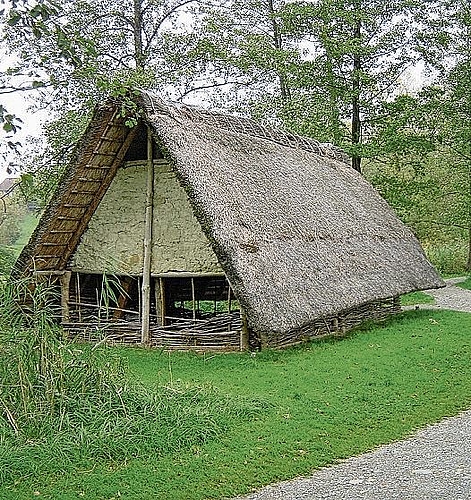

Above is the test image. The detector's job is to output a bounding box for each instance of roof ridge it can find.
[139,92,349,164]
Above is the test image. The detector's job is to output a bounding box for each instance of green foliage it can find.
[456,277,471,290]
[0,213,20,246]
[0,246,16,276]
[366,0,471,269]
[425,241,469,276]
[0,104,22,134]
[193,0,428,170]
[0,195,28,255]
[16,110,90,207]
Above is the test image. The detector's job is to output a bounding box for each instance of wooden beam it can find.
[141,125,154,345]
[33,270,66,276]
[154,277,163,326]
[76,272,82,322]
[227,283,232,314]
[191,277,196,321]
[150,271,224,278]
[159,277,166,326]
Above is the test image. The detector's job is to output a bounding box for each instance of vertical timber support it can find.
[159,277,166,326]
[240,309,250,351]
[154,278,163,327]
[76,272,82,322]
[141,126,154,345]
[60,271,72,324]
[191,277,196,321]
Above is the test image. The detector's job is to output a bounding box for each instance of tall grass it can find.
[0,276,269,485]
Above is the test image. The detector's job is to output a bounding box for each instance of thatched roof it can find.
[17,91,444,337]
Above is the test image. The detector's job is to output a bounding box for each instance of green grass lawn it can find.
[400,290,435,306]
[3,309,471,499]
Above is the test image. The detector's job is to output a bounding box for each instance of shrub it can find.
[424,241,468,276]
[0,246,16,277]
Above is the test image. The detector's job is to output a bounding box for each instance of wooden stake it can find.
[191,277,196,321]
[159,277,166,326]
[60,271,72,323]
[227,284,232,313]
[76,272,82,322]
[240,308,249,351]
[154,278,163,326]
[141,126,154,345]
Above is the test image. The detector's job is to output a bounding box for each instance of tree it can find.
[282,0,430,172]
[170,0,301,114]
[1,0,211,201]
[3,0,206,110]
[366,0,471,270]
[191,0,428,172]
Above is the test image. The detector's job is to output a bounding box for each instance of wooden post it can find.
[240,309,249,351]
[227,284,232,313]
[113,277,133,320]
[76,272,82,322]
[191,277,196,321]
[60,271,72,323]
[154,278,163,326]
[159,277,166,326]
[141,126,154,345]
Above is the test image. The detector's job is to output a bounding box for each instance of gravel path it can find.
[422,277,471,312]
[234,411,471,500]
[232,278,471,500]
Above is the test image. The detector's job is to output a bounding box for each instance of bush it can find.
[0,214,21,246]
[424,241,468,276]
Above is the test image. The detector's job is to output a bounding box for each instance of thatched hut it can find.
[16,92,444,350]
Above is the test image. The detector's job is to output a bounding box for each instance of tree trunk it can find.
[267,0,291,101]
[351,10,362,173]
[133,0,144,70]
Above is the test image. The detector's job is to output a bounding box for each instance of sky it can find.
[0,90,48,182]
[0,23,48,183]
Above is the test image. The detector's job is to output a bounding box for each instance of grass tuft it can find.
[425,241,468,275]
